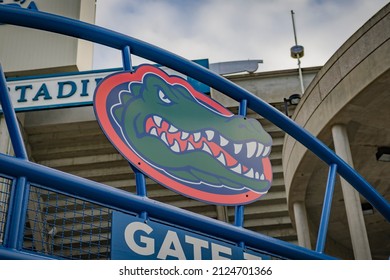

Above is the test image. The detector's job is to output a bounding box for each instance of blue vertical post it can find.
[0,64,28,160]
[0,64,30,250]
[122,45,133,73]
[6,177,29,250]
[234,99,247,248]
[129,165,147,197]
[121,46,148,220]
[316,163,337,253]
[234,204,245,227]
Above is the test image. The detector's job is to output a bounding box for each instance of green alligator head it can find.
[111,67,272,197]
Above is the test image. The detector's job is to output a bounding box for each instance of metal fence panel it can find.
[0,176,12,245]
[23,186,112,260]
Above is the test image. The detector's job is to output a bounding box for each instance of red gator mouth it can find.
[145,115,272,181]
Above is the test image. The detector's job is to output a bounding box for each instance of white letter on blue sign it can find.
[157,230,186,260]
[185,235,209,260]
[124,222,154,256]
[243,252,263,260]
[211,243,232,260]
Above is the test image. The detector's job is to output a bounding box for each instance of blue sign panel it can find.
[3,59,209,113]
[111,211,270,260]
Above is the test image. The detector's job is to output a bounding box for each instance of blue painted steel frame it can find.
[0,63,31,253]
[0,64,28,160]
[0,5,388,260]
[316,164,337,253]
[0,154,333,260]
[234,99,248,229]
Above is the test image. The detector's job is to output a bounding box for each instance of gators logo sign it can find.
[94,65,272,205]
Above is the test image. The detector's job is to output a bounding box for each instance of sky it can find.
[93,0,389,73]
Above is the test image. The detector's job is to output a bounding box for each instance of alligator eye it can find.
[158,90,172,104]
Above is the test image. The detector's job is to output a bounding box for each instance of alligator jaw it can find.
[145,114,272,181]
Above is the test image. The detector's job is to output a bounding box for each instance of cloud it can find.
[93,0,388,72]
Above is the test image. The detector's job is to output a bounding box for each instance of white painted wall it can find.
[0,0,96,76]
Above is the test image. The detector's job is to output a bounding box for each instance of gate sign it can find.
[94,64,273,205]
[111,211,270,260]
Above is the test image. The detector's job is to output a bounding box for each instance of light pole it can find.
[290,10,305,95]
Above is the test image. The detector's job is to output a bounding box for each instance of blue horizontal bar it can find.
[0,6,387,221]
[0,247,61,260]
[0,153,335,260]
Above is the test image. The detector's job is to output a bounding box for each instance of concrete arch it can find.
[283,3,390,259]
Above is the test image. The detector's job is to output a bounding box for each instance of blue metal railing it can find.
[0,5,389,260]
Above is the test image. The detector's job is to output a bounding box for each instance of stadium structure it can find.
[0,1,388,260]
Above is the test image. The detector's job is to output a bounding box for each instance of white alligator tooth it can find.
[168,125,178,133]
[160,132,169,146]
[181,131,189,140]
[217,153,226,166]
[202,143,212,155]
[255,172,260,179]
[150,127,158,137]
[220,136,229,147]
[193,132,201,142]
[205,130,215,141]
[246,142,257,158]
[153,116,162,127]
[171,140,180,152]
[262,146,270,157]
[187,142,195,150]
[234,144,243,154]
[260,173,265,180]
[231,163,242,174]
[244,168,254,178]
[256,143,264,157]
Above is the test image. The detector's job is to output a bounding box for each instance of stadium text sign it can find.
[3,69,116,113]
[3,60,209,113]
